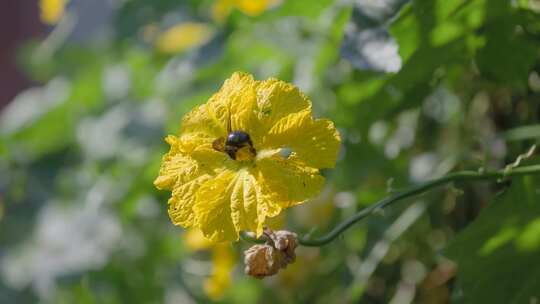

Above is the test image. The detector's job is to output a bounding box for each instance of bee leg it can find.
[212,137,226,152]
[225,146,237,160]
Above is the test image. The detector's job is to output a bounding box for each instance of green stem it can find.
[299,165,540,246]
[243,165,540,247]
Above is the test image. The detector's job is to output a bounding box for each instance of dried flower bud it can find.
[244,228,299,278]
[269,230,298,264]
[244,244,283,279]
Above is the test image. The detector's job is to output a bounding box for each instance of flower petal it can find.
[230,170,274,237]
[178,73,315,150]
[154,135,199,190]
[263,109,340,168]
[254,78,311,134]
[255,155,325,208]
[193,170,239,242]
[168,175,211,227]
[156,135,233,228]
[154,135,230,190]
[207,72,259,133]
[180,104,224,145]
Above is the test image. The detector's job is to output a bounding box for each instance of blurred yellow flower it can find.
[39,0,68,25]
[185,228,213,251]
[204,243,235,299]
[184,229,235,300]
[212,0,282,21]
[154,72,340,242]
[155,22,214,54]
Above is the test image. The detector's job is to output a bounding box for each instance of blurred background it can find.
[1,0,540,303]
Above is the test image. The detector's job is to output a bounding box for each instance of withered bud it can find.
[268,230,298,264]
[244,244,283,279]
[244,228,299,279]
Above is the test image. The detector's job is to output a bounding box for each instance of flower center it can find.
[212,130,257,161]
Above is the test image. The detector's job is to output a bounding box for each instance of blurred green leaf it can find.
[446,175,540,303]
[390,0,486,61]
[4,62,104,159]
[504,125,540,141]
[266,0,335,19]
[475,1,538,89]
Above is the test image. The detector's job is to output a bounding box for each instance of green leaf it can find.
[266,0,335,19]
[445,176,540,303]
[503,125,540,141]
[475,1,538,89]
[390,0,486,62]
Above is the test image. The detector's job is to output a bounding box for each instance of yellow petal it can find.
[230,170,271,237]
[168,175,211,227]
[264,109,341,168]
[207,72,260,138]
[255,156,325,208]
[254,78,311,134]
[154,136,198,190]
[155,22,214,54]
[177,131,214,154]
[181,73,261,143]
[179,103,226,145]
[154,135,231,190]
[193,171,239,242]
[155,136,232,228]
[179,73,317,151]
[177,104,238,171]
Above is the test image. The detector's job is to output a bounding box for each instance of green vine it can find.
[242,164,540,247]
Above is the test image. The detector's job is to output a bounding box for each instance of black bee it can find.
[212,108,256,160]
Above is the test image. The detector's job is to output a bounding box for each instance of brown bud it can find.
[244,244,283,279]
[244,228,299,279]
[268,230,298,264]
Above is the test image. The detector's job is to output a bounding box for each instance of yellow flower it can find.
[154,72,340,242]
[204,243,235,299]
[185,228,214,251]
[184,229,235,300]
[212,0,282,22]
[39,0,68,25]
[155,22,214,54]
